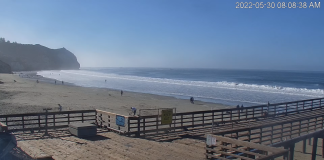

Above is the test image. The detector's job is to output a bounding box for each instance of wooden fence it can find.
[0,110,96,132]
[128,98,324,138]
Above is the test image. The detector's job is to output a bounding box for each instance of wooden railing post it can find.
[82,113,84,123]
[303,139,307,153]
[222,111,224,122]
[285,104,288,116]
[38,115,41,131]
[275,105,277,115]
[303,101,305,110]
[68,113,70,124]
[181,115,183,128]
[156,115,159,133]
[108,115,111,127]
[202,113,205,126]
[137,117,140,137]
[192,114,194,127]
[312,137,318,160]
[127,118,131,136]
[53,114,56,128]
[22,116,24,132]
[143,117,145,136]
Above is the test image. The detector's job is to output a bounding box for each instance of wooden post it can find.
[68,113,70,124]
[299,120,302,136]
[248,129,251,142]
[181,115,183,128]
[192,114,194,127]
[108,115,111,127]
[222,111,224,122]
[252,108,255,118]
[303,139,307,153]
[322,138,324,158]
[212,112,214,133]
[312,137,318,160]
[5,117,8,125]
[127,118,130,136]
[137,117,140,137]
[283,145,288,160]
[303,101,305,110]
[289,144,295,160]
[274,105,277,116]
[82,113,84,123]
[38,115,41,131]
[285,104,288,116]
[143,118,145,136]
[202,113,205,126]
[290,122,293,139]
[156,115,159,133]
[53,114,56,128]
[22,116,24,132]
[322,116,324,129]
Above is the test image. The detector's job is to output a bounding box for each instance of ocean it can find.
[37,68,324,107]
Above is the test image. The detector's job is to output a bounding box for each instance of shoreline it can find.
[0,73,232,115]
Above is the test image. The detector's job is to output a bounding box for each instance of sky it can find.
[0,0,323,71]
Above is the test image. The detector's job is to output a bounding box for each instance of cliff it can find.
[0,60,12,73]
[0,41,80,71]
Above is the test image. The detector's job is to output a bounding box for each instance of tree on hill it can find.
[0,37,5,43]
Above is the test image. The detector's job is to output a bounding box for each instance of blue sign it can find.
[116,115,125,127]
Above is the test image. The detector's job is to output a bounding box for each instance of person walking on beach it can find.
[62,81,64,84]
[190,97,194,104]
[121,90,123,96]
[58,104,62,112]
[131,107,137,116]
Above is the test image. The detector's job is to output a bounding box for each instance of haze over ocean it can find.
[38,68,324,107]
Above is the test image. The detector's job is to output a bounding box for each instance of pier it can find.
[1,98,324,159]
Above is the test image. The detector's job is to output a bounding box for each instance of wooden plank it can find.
[312,137,318,160]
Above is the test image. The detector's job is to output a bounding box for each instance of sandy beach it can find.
[0,73,231,115]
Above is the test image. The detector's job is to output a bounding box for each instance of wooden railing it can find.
[0,110,96,132]
[128,98,324,137]
[205,135,288,160]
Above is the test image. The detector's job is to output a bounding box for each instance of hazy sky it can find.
[0,0,323,71]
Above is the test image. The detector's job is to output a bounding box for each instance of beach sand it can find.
[1,73,323,160]
[0,73,230,116]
